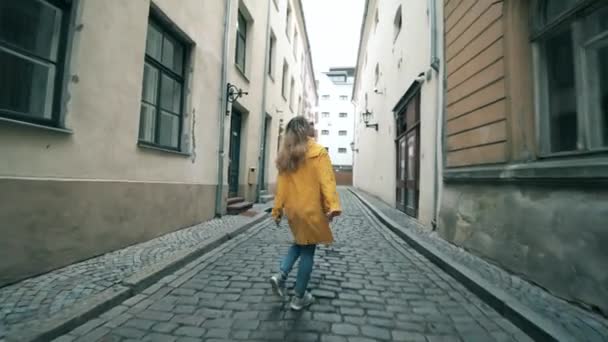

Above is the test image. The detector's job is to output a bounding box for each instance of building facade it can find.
[264,0,318,195]
[316,68,356,168]
[0,0,316,287]
[352,0,444,226]
[439,0,608,313]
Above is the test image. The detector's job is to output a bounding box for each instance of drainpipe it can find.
[215,0,232,217]
[256,0,273,203]
[430,0,443,230]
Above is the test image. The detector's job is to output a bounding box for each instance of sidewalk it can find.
[352,188,608,342]
[0,203,270,341]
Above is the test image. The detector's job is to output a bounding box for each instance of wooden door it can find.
[228,110,242,197]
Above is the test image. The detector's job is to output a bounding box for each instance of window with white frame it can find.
[282,60,289,100]
[533,1,608,154]
[293,30,298,58]
[340,95,349,101]
[394,5,402,42]
[339,112,348,118]
[0,0,70,127]
[286,2,292,40]
[268,31,277,79]
[235,10,248,73]
[338,148,347,153]
[289,77,295,111]
[338,130,347,136]
[321,112,330,118]
[374,63,380,85]
[321,130,329,135]
[322,94,330,100]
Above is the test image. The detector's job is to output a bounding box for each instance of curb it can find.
[349,188,574,342]
[6,211,269,342]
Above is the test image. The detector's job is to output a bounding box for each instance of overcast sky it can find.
[302,0,365,76]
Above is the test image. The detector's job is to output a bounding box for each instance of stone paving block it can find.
[174,326,206,337]
[124,318,155,330]
[313,312,342,323]
[360,325,391,340]
[332,323,359,336]
[143,332,178,342]
[170,314,205,326]
[151,322,179,333]
[112,326,147,339]
[391,330,426,342]
[136,309,174,321]
[321,335,348,342]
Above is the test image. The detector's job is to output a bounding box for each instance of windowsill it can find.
[282,94,288,102]
[137,142,191,157]
[234,64,250,83]
[444,156,608,182]
[0,116,73,134]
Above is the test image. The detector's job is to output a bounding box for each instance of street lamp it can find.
[361,110,378,131]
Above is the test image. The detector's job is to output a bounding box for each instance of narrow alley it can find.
[53,190,530,342]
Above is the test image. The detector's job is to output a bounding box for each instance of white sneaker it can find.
[290,291,314,311]
[269,273,286,298]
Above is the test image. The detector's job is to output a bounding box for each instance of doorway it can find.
[228,108,242,197]
[395,89,420,218]
[260,115,271,191]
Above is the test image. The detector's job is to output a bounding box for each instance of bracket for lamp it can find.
[362,110,379,131]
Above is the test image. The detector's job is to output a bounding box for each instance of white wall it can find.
[316,73,355,166]
[352,0,443,226]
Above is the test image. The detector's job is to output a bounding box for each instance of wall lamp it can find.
[226,83,248,115]
[350,141,359,153]
[361,110,378,131]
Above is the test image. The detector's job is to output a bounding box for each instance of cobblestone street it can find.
[55,190,532,342]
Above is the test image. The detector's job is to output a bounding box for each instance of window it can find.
[374,8,379,32]
[235,10,248,72]
[286,2,292,40]
[394,5,402,41]
[298,95,302,115]
[329,75,347,83]
[293,30,298,57]
[139,18,187,150]
[322,95,330,100]
[273,0,279,11]
[340,95,349,101]
[0,0,70,126]
[375,63,380,85]
[322,112,330,118]
[268,32,277,79]
[533,1,608,153]
[281,61,289,100]
[289,77,295,111]
[321,130,329,135]
[338,148,347,153]
[339,130,347,136]
[339,112,348,118]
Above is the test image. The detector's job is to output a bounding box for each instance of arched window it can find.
[374,63,380,86]
[531,0,608,153]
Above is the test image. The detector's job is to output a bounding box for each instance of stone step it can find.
[227,201,254,215]
[260,194,274,204]
[227,197,245,205]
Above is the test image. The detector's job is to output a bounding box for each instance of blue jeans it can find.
[279,244,317,298]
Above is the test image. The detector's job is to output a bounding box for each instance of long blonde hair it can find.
[276,116,311,173]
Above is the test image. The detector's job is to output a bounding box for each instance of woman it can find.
[270,116,341,311]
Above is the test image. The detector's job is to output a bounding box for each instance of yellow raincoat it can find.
[272,138,342,245]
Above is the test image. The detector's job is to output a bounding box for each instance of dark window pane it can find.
[142,63,159,104]
[159,111,179,148]
[601,46,608,147]
[0,47,54,119]
[146,24,162,61]
[238,12,247,36]
[545,29,578,152]
[160,74,181,114]
[139,103,156,142]
[0,0,61,61]
[161,35,183,74]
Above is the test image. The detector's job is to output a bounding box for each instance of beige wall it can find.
[352,0,443,226]
[0,0,227,285]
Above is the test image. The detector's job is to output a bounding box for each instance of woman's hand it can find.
[326,211,340,222]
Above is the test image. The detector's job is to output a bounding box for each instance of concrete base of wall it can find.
[0,178,216,287]
[439,181,608,314]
